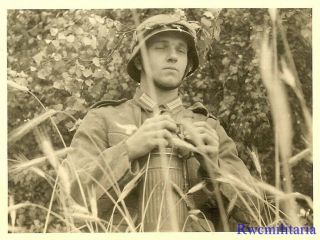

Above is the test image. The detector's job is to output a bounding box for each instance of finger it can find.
[193,121,210,128]
[189,128,219,145]
[194,126,213,135]
[150,138,169,148]
[153,129,173,140]
[147,120,178,132]
[193,121,216,132]
[143,115,174,127]
[183,131,199,145]
[193,121,217,136]
[194,127,219,142]
[198,145,219,159]
[198,133,219,146]
[159,120,178,132]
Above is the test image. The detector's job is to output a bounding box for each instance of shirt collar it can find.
[133,87,183,112]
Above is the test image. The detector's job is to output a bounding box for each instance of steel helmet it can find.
[127,14,199,82]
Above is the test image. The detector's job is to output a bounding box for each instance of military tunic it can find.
[68,88,257,232]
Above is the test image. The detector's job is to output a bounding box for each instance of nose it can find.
[166,46,178,62]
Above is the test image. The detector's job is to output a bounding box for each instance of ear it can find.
[133,56,142,70]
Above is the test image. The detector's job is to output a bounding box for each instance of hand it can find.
[125,114,178,161]
[184,121,219,161]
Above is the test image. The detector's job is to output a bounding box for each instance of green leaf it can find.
[85,79,93,86]
[121,83,128,90]
[37,69,49,80]
[107,29,116,40]
[222,57,230,66]
[75,27,84,35]
[53,54,62,61]
[58,32,66,40]
[51,104,63,111]
[75,68,82,78]
[92,57,100,67]
[52,112,67,124]
[53,60,66,72]
[62,72,69,79]
[92,69,104,79]
[201,17,212,28]
[106,18,114,28]
[88,17,96,26]
[50,28,58,36]
[203,11,214,20]
[32,51,45,66]
[53,81,64,89]
[65,121,74,130]
[229,65,238,74]
[213,24,221,41]
[107,41,116,50]
[82,68,93,78]
[91,36,97,49]
[114,20,122,31]
[66,35,75,43]
[51,40,60,49]
[94,15,104,24]
[68,66,76,74]
[82,36,91,46]
[98,25,108,38]
[207,8,222,18]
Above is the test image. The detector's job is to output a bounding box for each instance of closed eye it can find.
[152,43,167,49]
[177,47,187,54]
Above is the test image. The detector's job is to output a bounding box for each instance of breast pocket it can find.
[107,121,137,146]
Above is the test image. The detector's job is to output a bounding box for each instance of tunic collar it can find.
[133,88,183,112]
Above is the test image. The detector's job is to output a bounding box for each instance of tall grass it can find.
[8,8,313,232]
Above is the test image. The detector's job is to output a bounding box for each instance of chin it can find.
[154,79,183,90]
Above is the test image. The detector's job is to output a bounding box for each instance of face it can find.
[141,32,188,90]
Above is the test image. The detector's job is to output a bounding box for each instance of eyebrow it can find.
[150,39,187,48]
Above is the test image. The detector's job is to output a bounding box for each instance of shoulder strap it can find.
[90,98,128,109]
[188,102,217,120]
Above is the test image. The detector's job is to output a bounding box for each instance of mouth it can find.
[163,67,178,72]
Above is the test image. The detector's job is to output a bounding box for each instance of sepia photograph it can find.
[5,6,314,236]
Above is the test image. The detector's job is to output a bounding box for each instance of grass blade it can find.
[8,109,57,145]
[9,195,16,232]
[117,168,144,202]
[7,80,29,92]
[289,148,311,167]
[247,146,262,176]
[187,181,206,194]
[9,147,72,174]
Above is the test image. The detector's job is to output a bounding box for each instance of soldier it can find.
[68,14,260,232]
